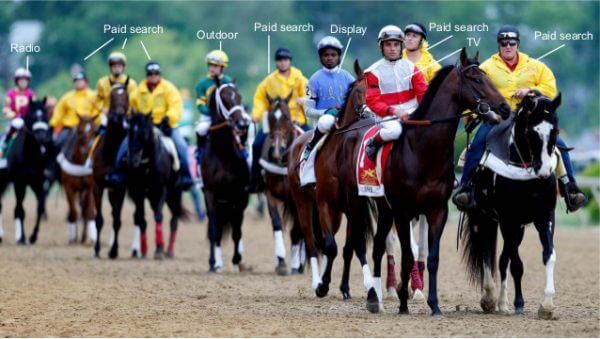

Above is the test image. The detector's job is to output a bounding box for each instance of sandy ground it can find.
[0,192,598,337]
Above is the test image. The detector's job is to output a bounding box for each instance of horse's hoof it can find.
[480,296,497,314]
[387,287,399,300]
[141,253,147,259]
[165,251,174,259]
[131,249,138,258]
[538,304,555,320]
[315,283,329,298]
[398,306,410,315]
[154,248,164,260]
[432,312,443,319]
[341,291,351,300]
[17,239,26,245]
[29,235,37,244]
[275,263,288,276]
[340,285,351,300]
[108,248,118,260]
[0,237,3,244]
[208,266,222,274]
[366,288,381,313]
[297,264,304,274]
[412,289,425,302]
[291,268,303,275]
[515,307,525,315]
[237,263,252,272]
[498,306,510,315]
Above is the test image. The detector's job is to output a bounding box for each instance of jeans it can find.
[461,123,576,184]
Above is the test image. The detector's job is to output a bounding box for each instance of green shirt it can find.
[195,74,233,116]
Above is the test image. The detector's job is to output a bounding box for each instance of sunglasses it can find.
[500,40,518,47]
[146,72,160,76]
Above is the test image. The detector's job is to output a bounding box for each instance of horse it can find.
[124,112,183,259]
[366,49,510,315]
[461,93,562,319]
[261,92,304,275]
[288,60,376,300]
[58,114,99,244]
[200,80,251,273]
[7,98,53,244]
[92,80,129,258]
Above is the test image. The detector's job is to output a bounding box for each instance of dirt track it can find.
[0,194,598,337]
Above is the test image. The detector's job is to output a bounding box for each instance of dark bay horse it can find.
[7,98,53,244]
[461,93,561,319]
[368,49,509,315]
[289,60,376,300]
[262,93,304,275]
[58,114,98,244]
[124,112,183,260]
[92,80,129,258]
[200,80,251,273]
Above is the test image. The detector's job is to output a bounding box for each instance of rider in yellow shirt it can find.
[107,61,193,190]
[402,22,441,84]
[96,52,137,114]
[247,48,308,192]
[454,25,587,212]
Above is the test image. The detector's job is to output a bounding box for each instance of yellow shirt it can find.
[252,66,308,125]
[130,79,183,127]
[50,88,101,128]
[96,74,137,111]
[480,52,557,110]
[402,43,442,84]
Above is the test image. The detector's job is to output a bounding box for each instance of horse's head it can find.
[25,97,51,144]
[73,113,99,159]
[266,92,294,163]
[515,92,561,178]
[127,112,153,168]
[209,78,250,134]
[337,60,368,127]
[456,48,510,124]
[108,79,130,125]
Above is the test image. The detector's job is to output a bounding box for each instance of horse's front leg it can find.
[29,179,47,245]
[13,182,26,244]
[266,191,287,276]
[534,213,557,320]
[424,206,449,317]
[369,204,393,311]
[150,191,167,260]
[108,186,125,259]
[94,184,105,258]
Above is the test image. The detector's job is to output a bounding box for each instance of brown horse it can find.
[369,49,509,316]
[262,92,304,275]
[58,114,99,244]
[92,80,129,258]
[289,60,374,300]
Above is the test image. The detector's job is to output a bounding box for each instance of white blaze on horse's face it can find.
[274,109,282,121]
[533,120,555,178]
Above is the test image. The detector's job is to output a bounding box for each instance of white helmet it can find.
[377,25,405,47]
[14,67,32,80]
[317,36,343,55]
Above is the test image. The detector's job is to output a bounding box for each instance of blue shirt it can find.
[307,67,355,110]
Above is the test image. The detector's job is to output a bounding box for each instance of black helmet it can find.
[72,72,87,82]
[404,22,427,40]
[497,25,520,42]
[145,61,161,74]
[275,47,293,61]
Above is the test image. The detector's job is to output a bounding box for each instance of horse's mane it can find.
[410,65,455,120]
[337,80,361,122]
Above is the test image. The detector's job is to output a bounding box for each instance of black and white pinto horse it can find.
[461,93,562,319]
[2,98,53,244]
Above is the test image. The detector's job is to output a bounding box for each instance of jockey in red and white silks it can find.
[364,25,427,161]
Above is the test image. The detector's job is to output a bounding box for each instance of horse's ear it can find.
[284,91,293,104]
[460,47,468,66]
[42,96,47,108]
[550,92,561,112]
[266,93,274,105]
[354,59,363,79]
[474,50,480,62]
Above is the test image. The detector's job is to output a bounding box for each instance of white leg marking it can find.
[310,257,322,290]
[237,239,244,254]
[109,229,115,248]
[274,230,286,258]
[131,225,141,251]
[0,214,4,239]
[362,264,375,291]
[418,215,428,261]
[409,220,418,260]
[68,222,77,242]
[290,244,300,269]
[215,246,223,268]
[86,220,97,242]
[385,230,398,255]
[320,255,328,279]
[15,218,23,242]
[498,267,509,314]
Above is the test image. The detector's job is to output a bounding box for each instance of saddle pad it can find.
[299,132,328,187]
[481,150,557,181]
[357,126,392,197]
[158,136,180,172]
[57,152,93,177]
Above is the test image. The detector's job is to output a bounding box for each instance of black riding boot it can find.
[558,177,588,212]
[301,129,324,162]
[246,144,264,193]
[452,182,476,211]
[365,132,384,162]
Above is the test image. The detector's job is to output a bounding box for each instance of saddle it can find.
[153,128,180,171]
[485,112,516,164]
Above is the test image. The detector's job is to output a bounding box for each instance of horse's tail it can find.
[282,192,296,232]
[460,211,498,288]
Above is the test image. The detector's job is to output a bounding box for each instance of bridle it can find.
[209,83,249,132]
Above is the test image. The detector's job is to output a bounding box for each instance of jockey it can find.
[453,25,587,212]
[96,52,137,115]
[50,72,102,149]
[1,68,36,154]
[247,47,309,193]
[364,25,428,161]
[194,49,234,159]
[300,36,355,162]
[402,22,441,84]
[107,61,193,190]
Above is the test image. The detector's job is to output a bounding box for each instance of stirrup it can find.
[452,184,476,211]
